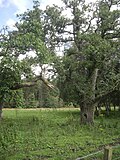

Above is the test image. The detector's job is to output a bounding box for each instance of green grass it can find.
[0,109,120,160]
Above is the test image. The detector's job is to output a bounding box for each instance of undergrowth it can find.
[0,109,120,160]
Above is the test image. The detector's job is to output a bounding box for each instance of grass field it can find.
[0,108,120,160]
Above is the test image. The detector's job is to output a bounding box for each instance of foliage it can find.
[23,82,62,108]
[49,0,120,108]
[0,56,21,95]
[0,0,54,108]
[3,90,25,108]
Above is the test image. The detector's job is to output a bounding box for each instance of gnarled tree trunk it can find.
[80,103,94,124]
[0,102,3,120]
[80,68,99,124]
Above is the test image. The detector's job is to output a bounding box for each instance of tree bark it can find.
[91,68,99,100]
[80,103,94,124]
[80,69,99,124]
[0,102,3,120]
[10,75,54,90]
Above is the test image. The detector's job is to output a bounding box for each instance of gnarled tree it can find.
[43,0,120,124]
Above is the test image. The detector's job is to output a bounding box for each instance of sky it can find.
[0,0,97,30]
[0,0,65,30]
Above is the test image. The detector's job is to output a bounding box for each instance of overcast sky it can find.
[0,0,65,30]
[0,0,97,30]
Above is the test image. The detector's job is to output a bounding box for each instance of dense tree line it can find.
[0,0,120,124]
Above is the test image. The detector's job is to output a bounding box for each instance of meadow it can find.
[0,108,120,160]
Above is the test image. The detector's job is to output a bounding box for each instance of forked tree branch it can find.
[10,75,55,90]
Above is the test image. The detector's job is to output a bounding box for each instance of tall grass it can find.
[0,109,120,160]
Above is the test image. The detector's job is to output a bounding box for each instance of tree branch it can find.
[104,32,120,39]
[94,89,120,104]
[10,75,55,90]
[83,16,95,34]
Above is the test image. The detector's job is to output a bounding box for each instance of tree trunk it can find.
[0,102,3,120]
[80,68,98,124]
[91,68,99,100]
[80,103,94,124]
